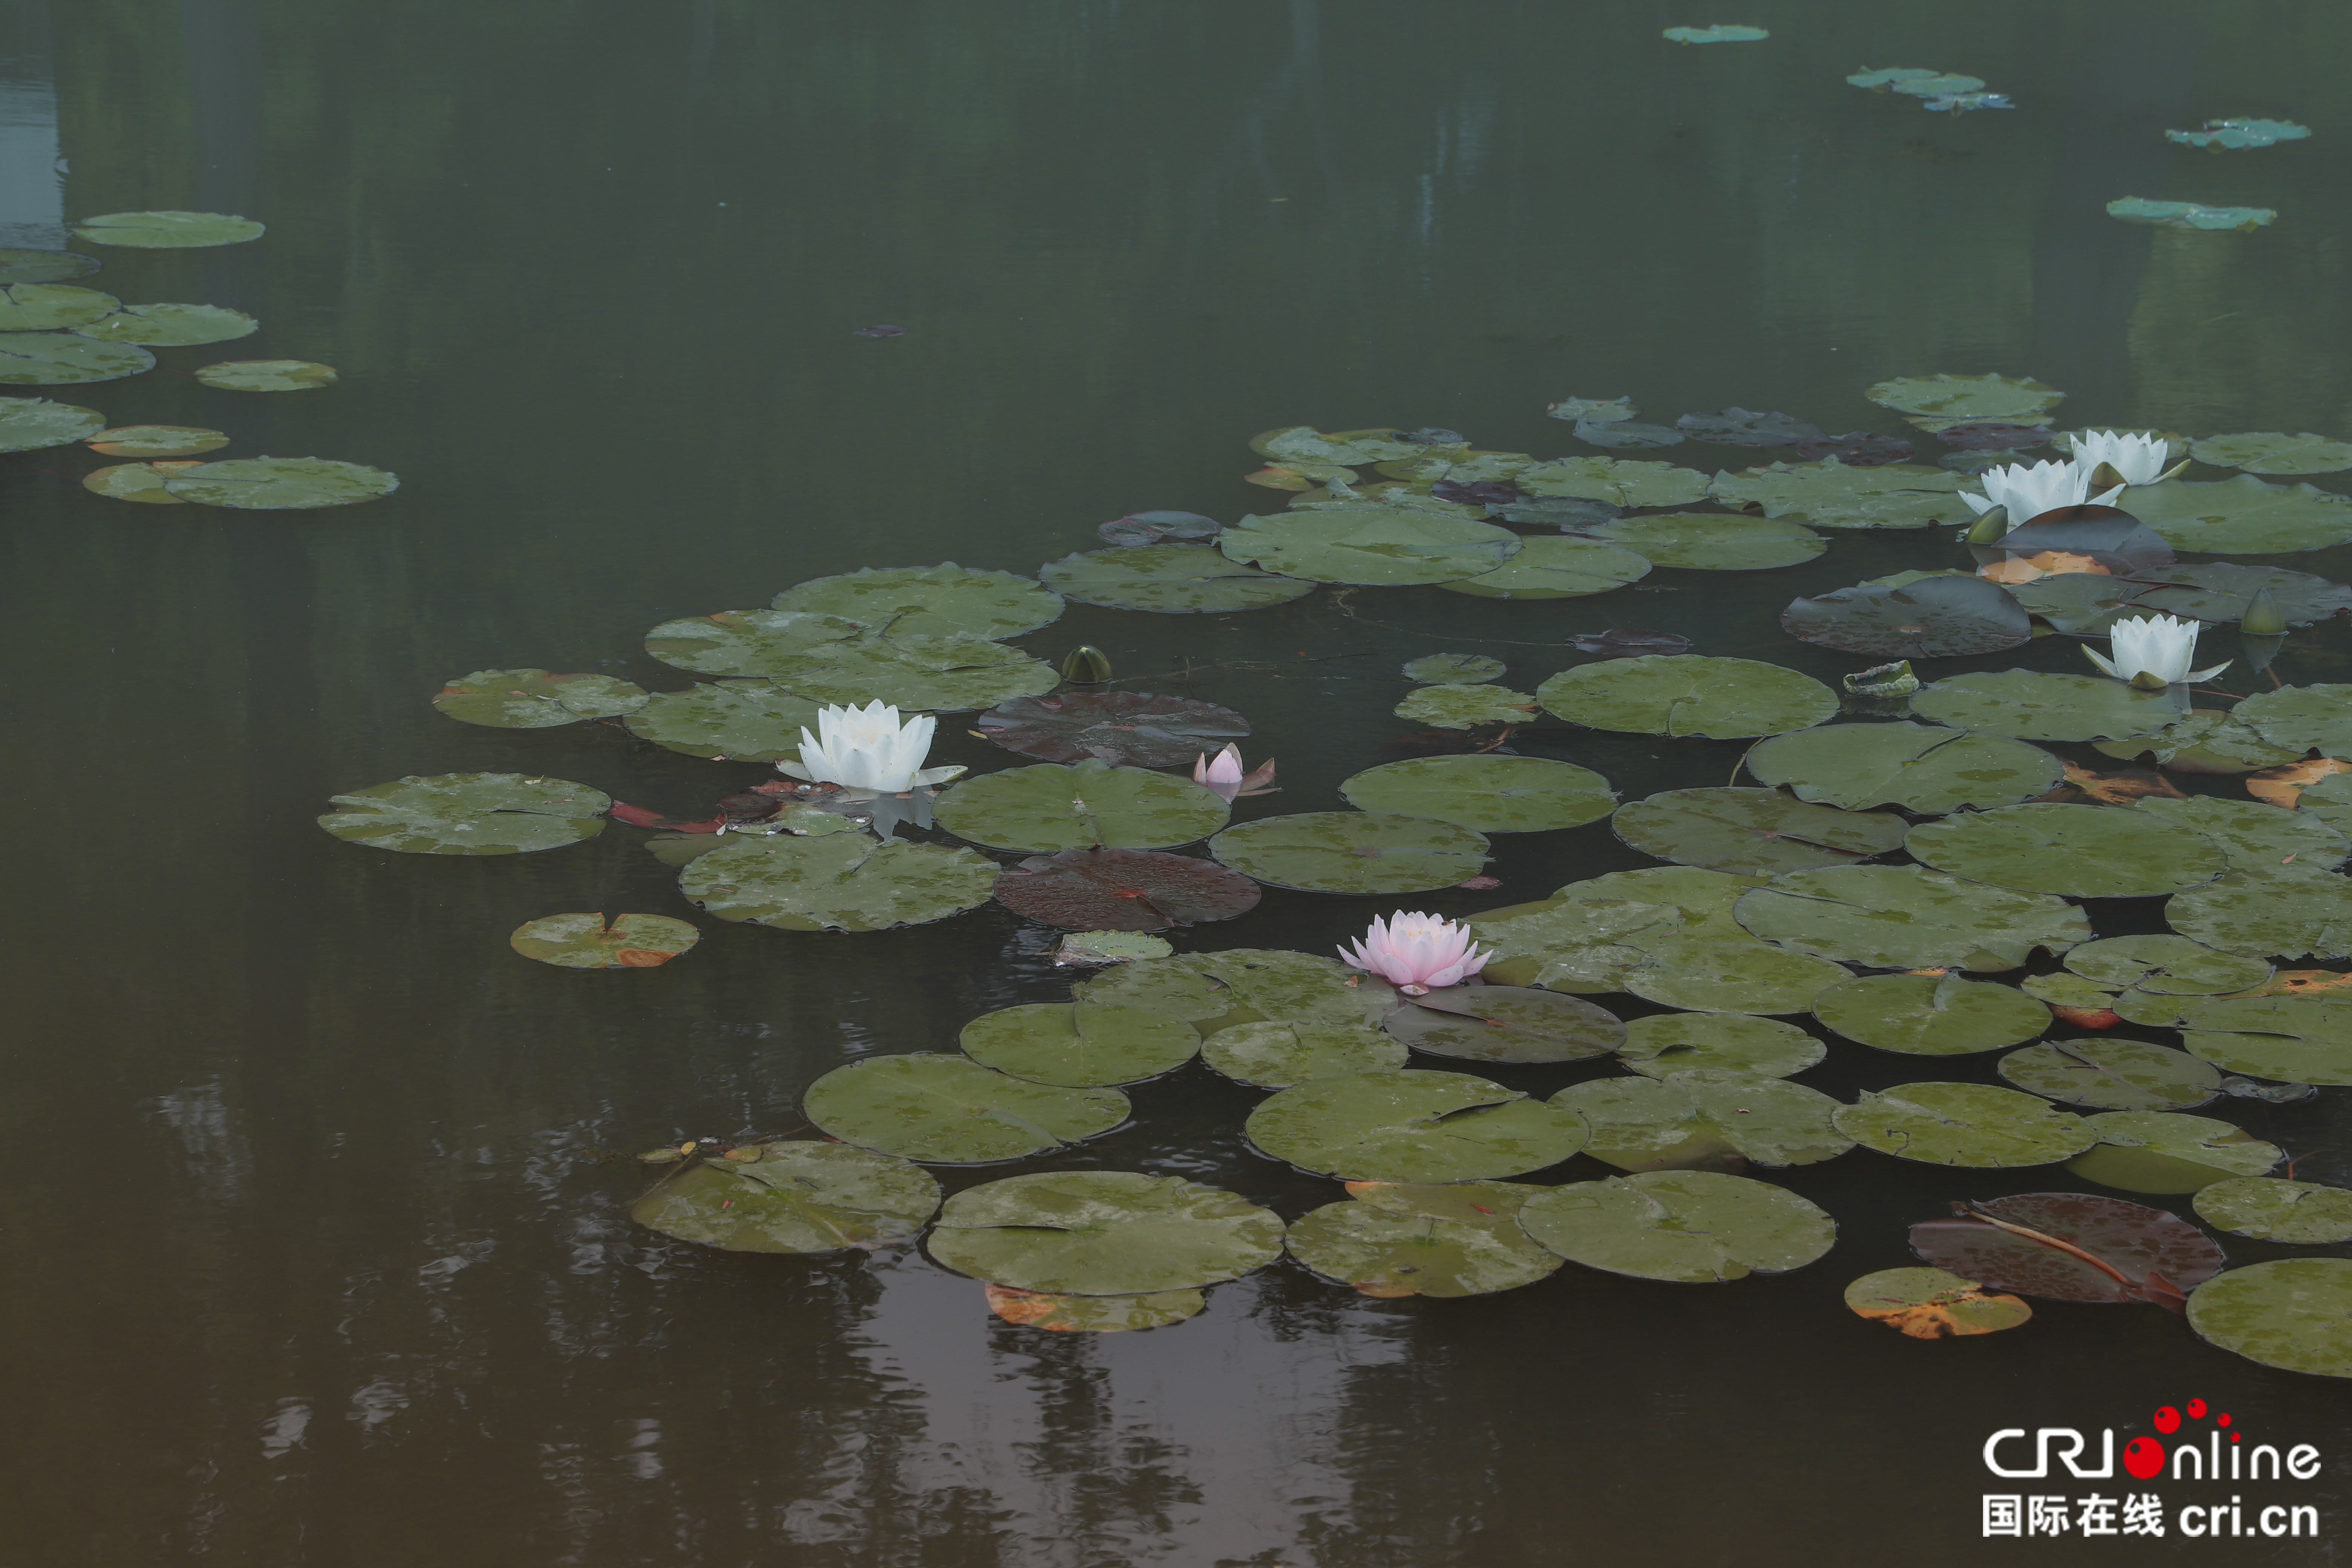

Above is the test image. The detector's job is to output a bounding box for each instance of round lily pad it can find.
[2121,476,2352,554]
[992,846,1260,930]
[643,609,864,677]
[1618,1012,1825,1078]
[0,249,99,283]
[2190,432,2352,475]
[1038,544,1314,613]
[2128,795,2349,874]
[937,759,1228,852]
[974,691,1250,769]
[1623,936,1856,1015]
[2171,994,2352,1084]
[2232,683,2352,756]
[0,283,118,330]
[1910,1193,2224,1303]
[759,629,1062,712]
[680,832,994,932]
[0,332,153,384]
[1404,653,1504,683]
[1381,985,1625,1064]
[1339,755,1615,833]
[1835,1082,2096,1166]
[1517,456,1711,507]
[803,1054,1129,1162]
[1554,1071,1851,1171]
[82,461,199,502]
[2065,1110,2281,1193]
[2118,562,2352,629]
[1252,425,1424,464]
[85,423,228,457]
[1537,655,1836,740]
[1998,1038,2223,1110]
[1201,1020,1408,1087]
[1706,459,1972,530]
[959,1001,1201,1086]
[1612,787,1905,875]
[622,681,822,760]
[1078,948,1397,1031]
[0,395,105,452]
[1210,811,1489,894]
[1814,972,2050,1055]
[1734,864,2090,971]
[72,210,264,248]
[433,668,649,728]
[1516,1170,1835,1283]
[2063,933,2272,994]
[2023,971,2126,1011]
[1393,684,1539,729]
[1845,1268,2033,1338]
[1218,506,1520,585]
[193,358,336,392]
[770,563,1062,640]
[927,1171,1283,1294]
[984,1283,1206,1331]
[2299,771,2352,837]
[2093,710,2301,773]
[162,457,398,509]
[2188,1259,2352,1378]
[1746,722,2062,813]
[1904,802,2225,898]
[509,912,698,969]
[1867,373,2064,423]
[75,302,257,346]
[1287,1187,1562,1298]
[1436,536,1649,599]
[317,772,609,855]
[1907,669,2181,741]
[1246,1068,1589,1182]
[1781,575,2032,659]
[2194,1178,2352,1244]
[2167,867,2352,963]
[1586,511,1825,570]
[631,1142,940,1253]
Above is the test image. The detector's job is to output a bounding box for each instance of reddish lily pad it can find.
[1780,575,2032,658]
[991,847,1262,931]
[1908,1192,2226,1305]
[975,691,1250,767]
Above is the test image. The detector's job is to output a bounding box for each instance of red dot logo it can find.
[2154,1406,2181,1433]
[2187,1398,2208,1419]
[2218,1413,2232,1428]
[2124,1437,2167,1480]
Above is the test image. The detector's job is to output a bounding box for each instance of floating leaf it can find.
[0,332,152,385]
[0,395,105,452]
[622,681,821,760]
[1546,396,1637,423]
[0,283,118,330]
[1078,948,1396,1031]
[1210,811,1489,894]
[1865,373,2064,423]
[83,460,199,501]
[643,609,864,678]
[1938,421,2053,450]
[681,832,995,931]
[1781,575,2032,659]
[1586,511,1825,570]
[927,1170,1282,1294]
[1904,802,2224,898]
[509,912,698,969]
[85,423,227,458]
[1250,425,1424,465]
[2194,1178,2352,1244]
[2095,710,2302,773]
[1891,72,1986,96]
[1392,683,1540,729]
[433,668,649,729]
[192,358,336,392]
[974,691,1249,767]
[1516,1170,1834,1282]
[163,456,398,509]
[1404,653,1505,683]
[2118,475,2352,553]
[2188,1259,2352,1377]
[317,772,609,855]
[1246,1068,1589,1181]
[2167,867,2352,965]
[2233,683,2352,758]
[959,1001,1202,1086]
[1619,1012,1825,1078]
[1735,864,2087,971]
[770,563,1063,640]
[1746,722,2061,813]
[2000,1037,2222,1110]
[631,1142,940,1253]
[1814,972,2050,1056]
[1567,628,1691,656]
[1795,430,1916,465]
[805,1054,1128,1162]
[1663,23,1767,42]
[1516,456,1712,508]
[2065,1110,2280,1193]
[2128,794,2348,874]
[2106,196,2274,231]
[760,628,1062,712]
[1674,407,1824,448]
[1629,936,1857,1015]
[75,302,257,346]
[1340,755,1615,833]
[1846,1267,2032,1338]
[1707,458,1973,530]
[0,248,98,284]
[1537,655,1835,740]
[1288,1186,1561,1297]
[72,210,264,248]
[1217,505,1520,585]
[2064,933,2272,994]
[2167,117,2311,150]
[1567,419,1687,450]
[1907,668,2181,741]
[1097,509,1222,547]
[1612,787,1905,875]
[1473,868,1768,990]
[2130,562,2352,626]
[937,759,1228,852]
[985,1283,1205,1331]
[1554,1071,1850,1171]
[991,846,1260,930]
[1911,1192,2224,1302]
[1838,1082,2095,1166]
[2190,431,2352,475]
[1201,1020,1408,1087]
[2171,993,2352,1084]
[1436,535,1649,599]
[1381,985,1625,1064]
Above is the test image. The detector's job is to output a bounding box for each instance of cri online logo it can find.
[1985,1398,2324,1541]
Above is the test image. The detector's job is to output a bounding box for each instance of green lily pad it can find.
[0,283,119,330]
[1516,1170,1835,1283]
[1891,73,1987,95]
[1405,653,1505,683]
[1217,505,1520,585]
[2065,1109,2280,1193]
[1375,449,1532,485]
[193,358,336,391]
[1812,971,2049,1055]
[1250,425,1424,464]
[927,1171,1284,1294]
[1078,948,1397,1030]
[1537,655,1836,740]
[1472,869,1770,990]
[2300,771,2352,838]
[2022,972,2124,1010]
[958,1001,1200,1086]
[1781,575,2032,658]
[72,210,265,248]
[1845,1267,2034,1338]
[1907,669,2182,741]
[2128,794,2349,873]
[0,395,105,452]
[0,332,152,385]
[2187,1259,2352,1378]
[1436,536,1649,599]
[0,248,99,284]
[2190,432,2352,475]
[75,302,258,346]
[1246,1067,1590,1182]
[2171,993,2352,1084]
[2168,867,2352,963]
[2120,563,2352,628]
[770,563,1062,640]
[1745,722,2062,813]
[1663,23,1767,41]
[2167,118,2311,150]
[162,457,398,509]
[756,629,1062,712]
[433,668,649,728]
[1339,755,1615,833]
[1200,1020,1408,1087]
[681,832,995,931]
[1612,787,1905,875]
[1707,459,1972,530]
[2194,1178,2352,1244]
[86,423,228,457]
[2232,683,2352,756]
[2107,197,2274,231]
[643,609,864,677]
[1631,936,1858,1015]
[1381,985,1625,1064]
[1392,684,1540,729]
[803,1054,1129,1162]
[1554,1071,1850,1171]
[2004,573,2171,637]
[1516,456,1712,508]
[1039,544,1315,614]
[621,682,823,761]
[2064,933,2272,993]
[1999,1037,2222,1110]
[509,911,699,969]
[82,461,199,502]
[2092,710,2300,772]
[985,1283,1206,1331]
[1735,864,2089,971]
[937,758,1228,851]
[2118,475,2352,553]
[1210,811,1489,894]
[1835,1081,2096,1166]
[1585,511,1825,570]
[1865,374,2063,423]
[631,1142,940,1253]
[1286,1185,1561,1297]
[317,772,609,855]
[1618,1012,1825,1078]
[1904,802,2225,898]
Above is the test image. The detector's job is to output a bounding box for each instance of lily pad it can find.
[1745,723,2062,813]
[2118,475,2352,554]
[2171,994,2352,1084]
[2188,1259,2352,1378]
[938,759,1228,851]
[509,912,699,969]
[0,332,153,385]
[2295,770,2352,836]
[1612,787,1905,875]
[992,846,1260,931]
[1904,802,2224,898]
[1210,811,1489,894]
[1381,985,1625,1064]
[192,358,336,392]
[1836,1082,2096,1166]
[1201,1020,1408,1087]
[984,1283,1206,1331]
[2064,933,2272,993]
[2107,197,2274,231]
[2000,1037,2222,1110]
[1546,397,1637,424]
[162,457,398,509]
[974,691,1249,768]
[1781,575,2032,659]
[1246,1068,1590,1181]
[1626,936,1857,1015]
[75,302,257,346]
[1707,458,1973,529]
[0,283,118,330]
[680,832,996,931]
[1340,755,1615,833]
[1250,425,1424,464]
[1846,1268,2033,1338]
[2190,431,2352,475]
[1078,948,1397,1031]
[622,681,822,761]
[1675,407,1817,446]
[1814,972,2050,1055]
[753,628,1062,712]
[770,563,1062,640]
[1217,506,1519,585]
[0,248,99,284]
[1554,1071,1850,1171]
[1287,1184,1561,1297]
[929,1171,1282,1294]
[1618,1012,1825,1078]
[643,609,864,677]
[1473,869,1770,991]
[1907,669,2182,741]
[1911,1192,2225,1303]
[72,210,264,248]
[1039,543,1315,614]
[434,668,649,729]
[1516,1170,1834,1283]
[2194,1178,2352,1244]
[2127,794,2349,873]
[1866,373,2063,423]
[2132,562,2352,626]
[1436,536,1649,599]
[1392,684,1540,729]
[2168,867,2352,964]
[1537,655,1836,740]
[1735,864,2089,971]
[1568,420,1686,450]
[1405,653,1505,683]
[0,396,105,452]
[1585,511,1825,570]
[85,423,227,457]
[2233,683,2352,757]
[2065,1110,2280,1193]
[318,772,609,855]
[82,461,200,502]
[803,1053,1128,1162]
[1516,456,1712,508]
[2167,118,2310,150]
[631,1142,940,1253]
[1663,23,1767,41]
[959,1001,1201,1086]
[2093,710,2303,772]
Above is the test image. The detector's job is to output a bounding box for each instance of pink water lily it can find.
[1192,743,1279,802]
[1338,912,1490,996]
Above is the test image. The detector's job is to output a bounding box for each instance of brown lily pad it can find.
[1845,1266,2033,1338]
[1908,1191,2225,1307]
[974,691,1251,767]
[992,846,1263,931]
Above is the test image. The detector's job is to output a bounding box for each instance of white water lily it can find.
[776,701,966,792]
[1959,458,2123,524]
[2069,429,2173,487]
[2082,613,2231,689]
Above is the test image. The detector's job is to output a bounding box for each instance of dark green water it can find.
[5,2,2350,1562]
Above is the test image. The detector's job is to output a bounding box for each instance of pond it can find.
[5,1,2350,1562]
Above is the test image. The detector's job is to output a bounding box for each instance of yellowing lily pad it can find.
[510,912,700,969]
[1846,1267,2032,1338]
[85,423,228,457]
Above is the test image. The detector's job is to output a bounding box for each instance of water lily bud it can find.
[1963,505,2011,544]
[1059,645,1114,683]
[2241,588,2288,637]
[1844,660,1919,696]
[2087,460,2129,494]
